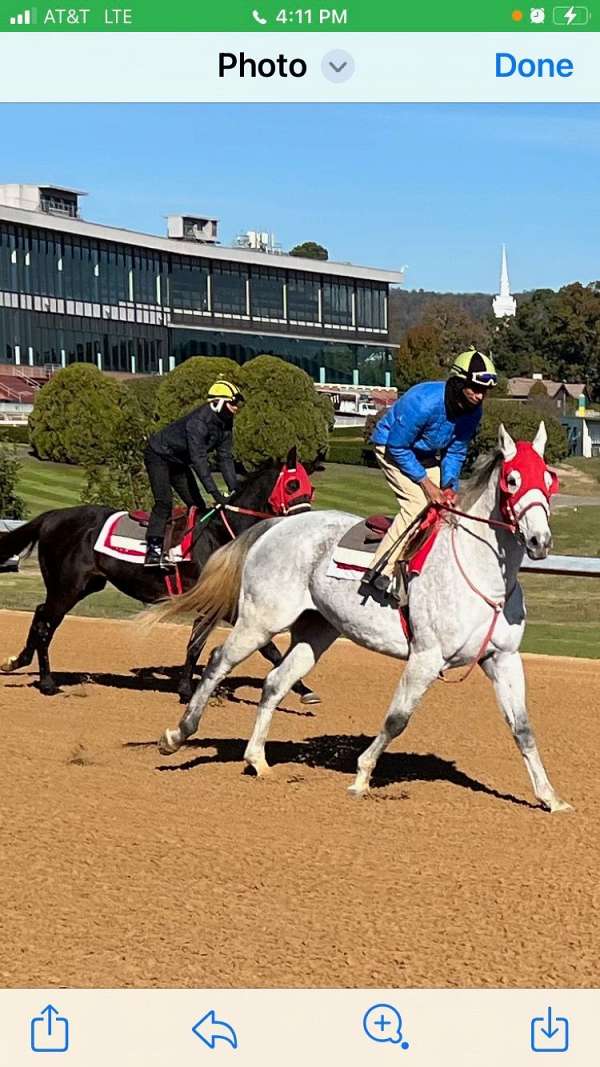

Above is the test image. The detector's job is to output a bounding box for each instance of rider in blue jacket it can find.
[368,349,497,601]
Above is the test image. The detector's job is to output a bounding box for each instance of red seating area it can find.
[0,376,39,404]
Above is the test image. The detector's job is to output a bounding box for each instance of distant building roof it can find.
[507,377,586,400]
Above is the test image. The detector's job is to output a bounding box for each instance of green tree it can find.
[156,356,242,425]
[123,376,161,427]
[315,391,336,433]
[396,301,493,393]
[468,399,567,469]
[29,363,122,465]
[0,448,25,519]
[289,241,328,261]
[491,281,600,397]
[420,298,492,356]
[235,355,329,468]
[81,386,155,511]
[395,324,445,392]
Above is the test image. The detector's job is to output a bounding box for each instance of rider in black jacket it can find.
[143,378,245,567]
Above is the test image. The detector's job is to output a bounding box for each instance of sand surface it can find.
[0,611,597,988]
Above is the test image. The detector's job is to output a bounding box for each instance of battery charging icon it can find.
[553,5,590,23]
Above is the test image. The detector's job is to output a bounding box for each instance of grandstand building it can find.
[0,184,403,383]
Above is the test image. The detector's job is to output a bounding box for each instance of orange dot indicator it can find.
[512,8,524,19]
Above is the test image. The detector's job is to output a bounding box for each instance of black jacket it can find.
[147,404,238,498]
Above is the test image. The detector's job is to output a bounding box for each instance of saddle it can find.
[127,507,192,554]
[94,507,199,565]
[330,509,442,576]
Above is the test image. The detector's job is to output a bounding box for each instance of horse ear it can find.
[532,421,547,458]
[498,423,517,461]
[286,445,297,469]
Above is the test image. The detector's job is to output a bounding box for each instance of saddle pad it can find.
[329,509,444,581]
[332,517,391,571]
[94,511,196,565]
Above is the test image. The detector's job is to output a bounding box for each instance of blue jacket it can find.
[371,381,481,489]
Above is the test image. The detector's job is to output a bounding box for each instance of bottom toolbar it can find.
[0,989,597,1064]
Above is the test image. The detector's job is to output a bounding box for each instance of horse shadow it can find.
[5,665,316,717]
[128,732,536,809]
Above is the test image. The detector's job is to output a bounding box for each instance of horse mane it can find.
[458,448,503,510]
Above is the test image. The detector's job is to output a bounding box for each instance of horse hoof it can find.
[347,784,369,799]
[0,655,17,673]
[158,729,182,756]
[300,690,321,706]
[39,681,60,696]
[245,760,273,779]
[549,797,574,814]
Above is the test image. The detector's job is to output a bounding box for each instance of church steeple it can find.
[492,244,517,318]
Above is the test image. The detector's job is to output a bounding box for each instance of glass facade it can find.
[250,265,285,320]
[0,217,394,380]
[287,273,320,323]
[212,263,248,316]
[170,329,394,384]
[0,307,165,373]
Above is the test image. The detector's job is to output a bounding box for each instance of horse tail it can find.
[147,521,272,629]
[0,513,46,565]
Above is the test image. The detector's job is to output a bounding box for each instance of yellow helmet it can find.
[449,349,497,388]
[207,379,245,404]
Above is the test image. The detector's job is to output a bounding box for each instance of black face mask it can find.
[217,404,234,426]
[445,377,472,419]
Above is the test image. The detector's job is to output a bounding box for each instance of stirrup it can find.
[363,567,391,593]
[144,538,165,568]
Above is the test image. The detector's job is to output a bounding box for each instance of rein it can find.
[434,493,548,684]
[439,503,517,534]
[437,525,508,685]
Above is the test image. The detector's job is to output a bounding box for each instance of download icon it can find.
[530,1007,569,1053]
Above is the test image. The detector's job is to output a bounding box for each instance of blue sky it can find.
[2,103,598,293]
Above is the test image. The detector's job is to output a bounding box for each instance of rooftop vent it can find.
[167,214,219,244]
[0,183,86,218]
[234,230,282,255]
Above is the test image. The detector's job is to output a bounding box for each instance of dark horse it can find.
[0,449,319,702]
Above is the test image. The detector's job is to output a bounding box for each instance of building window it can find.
[40,191,79,219]
[97,243,130,305]
[286,274,320,323]
[250,267,284,320]
[356,283,386,330]
[169,258,209,311]
[132,249,161,305]
[212,264,248,316]
[322,280,353,326]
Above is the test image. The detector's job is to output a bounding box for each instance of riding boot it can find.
[388,562,408,607]
[144,536,165,568]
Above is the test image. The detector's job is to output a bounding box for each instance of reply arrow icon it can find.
[192,1009,238,1049]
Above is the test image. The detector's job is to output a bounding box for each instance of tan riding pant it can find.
[371,445,440,575]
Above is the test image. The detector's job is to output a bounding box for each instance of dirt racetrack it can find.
[0,609,598,989]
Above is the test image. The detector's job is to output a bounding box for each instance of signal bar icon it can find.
[9,7,36,24]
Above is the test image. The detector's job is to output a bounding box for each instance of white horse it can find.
[152,423,571,813]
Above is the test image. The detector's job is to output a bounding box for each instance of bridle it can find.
[434,452,558,683]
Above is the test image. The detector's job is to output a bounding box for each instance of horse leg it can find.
[158,622,274,756]
[1,604,45,674]
[480,651,572,813]
[349,649,443,797]
[178,627,207,705]
[244,615,338,777]
[259,634,321,706]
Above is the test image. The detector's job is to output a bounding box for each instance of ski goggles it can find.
[467,371,497,388]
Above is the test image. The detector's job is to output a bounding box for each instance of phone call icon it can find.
[252,9,268,24]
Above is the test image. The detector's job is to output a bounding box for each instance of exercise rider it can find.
[368,349,497,602]
[143,379,244,567]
